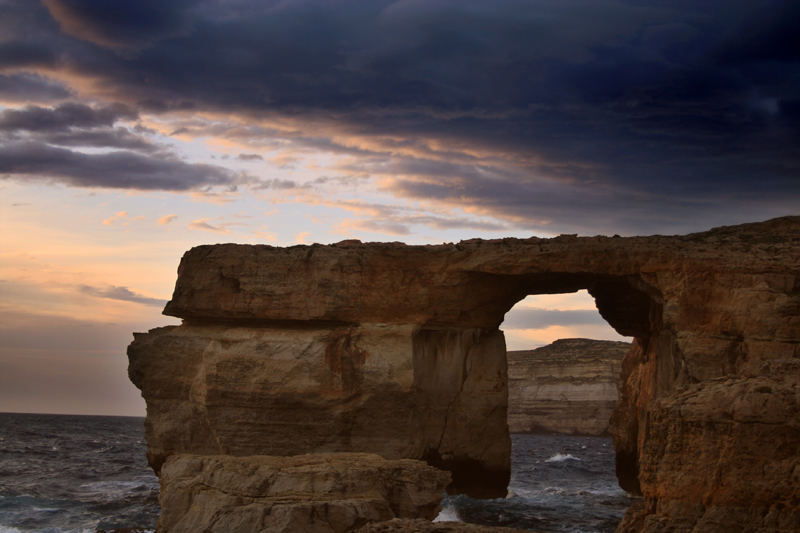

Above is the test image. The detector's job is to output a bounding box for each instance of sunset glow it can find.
[1,0,797,415]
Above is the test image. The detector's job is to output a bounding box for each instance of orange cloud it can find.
[102,211,128,225]
[189,218,229,233]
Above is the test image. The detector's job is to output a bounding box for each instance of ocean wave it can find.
[544,453,581,463]
[433,502,461,522]
[0,528,131,533]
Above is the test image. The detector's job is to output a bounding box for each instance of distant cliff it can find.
[507,338,630,435]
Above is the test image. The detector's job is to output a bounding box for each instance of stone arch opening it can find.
[409,272,664,500]
[431,285,641,528]
[502,290,632,437]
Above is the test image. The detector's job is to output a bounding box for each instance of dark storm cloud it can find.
[0,103,137,131]
[0,73,72,102]
[0,0,797,232]
[78,284,165,307]
[0,141,239,190]
[42,0,201,51]
[237,153,263,161]
[0,102,161,151]
[38,129,160,152]
[502,308,607,330]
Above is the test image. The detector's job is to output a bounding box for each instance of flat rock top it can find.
[508,338,631,366]
[162,216,800,327]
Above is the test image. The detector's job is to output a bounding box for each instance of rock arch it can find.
[129,217,800,531]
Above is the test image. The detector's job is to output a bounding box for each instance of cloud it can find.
[295,231,311,244]
[253,229,276,242]
[0,102,137,132]
[42,0,199,52]
[0,141,240,191]
[157,214,177,225]
[0,73,72,102]
[1,0,797,233]
[102,210,128,225]
[338,218,411,236]
[32,128,160,152]
[78,284,165,307]
[237,153,263,161]
[0,102,160,151]
[338,213,506,236]
[504,324,630,351]
[502,308,608,330]
[189,218,229,233]
[253,178,300,190]
[307,198,509,236]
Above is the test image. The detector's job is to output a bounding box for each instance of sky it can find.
[0,0,797,416]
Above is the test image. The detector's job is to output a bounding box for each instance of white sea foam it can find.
[433,502,461,522]
[0,525,106,533]
[545,453,581,462]
[79,480,147,493]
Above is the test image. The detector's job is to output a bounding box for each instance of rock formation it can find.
[157,453,449,532]
[129,216,800,532]
[507,338,630,435]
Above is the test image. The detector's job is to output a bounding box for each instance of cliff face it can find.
[129,216,800,532]
[129,323,508,501]
[507,338,630,435]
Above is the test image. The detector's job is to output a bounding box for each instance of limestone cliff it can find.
[129,216,800,532]
[507,338,630,435]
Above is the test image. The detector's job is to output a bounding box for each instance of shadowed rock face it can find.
[129,216,800,532]
[507,339,630,435]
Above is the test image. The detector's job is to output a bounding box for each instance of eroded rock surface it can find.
[129,216,800,532]
[129,323,508,498]
[507,338,630,435]
[157,453,449,533]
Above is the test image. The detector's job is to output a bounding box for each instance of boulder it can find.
[157,453,450,533]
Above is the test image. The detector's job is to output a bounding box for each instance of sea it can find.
[0,413,634,532]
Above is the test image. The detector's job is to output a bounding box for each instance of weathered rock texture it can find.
[157,453,449,532]
[129,216,800,532]
[507,338,630,435]
[129,323,507,499]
